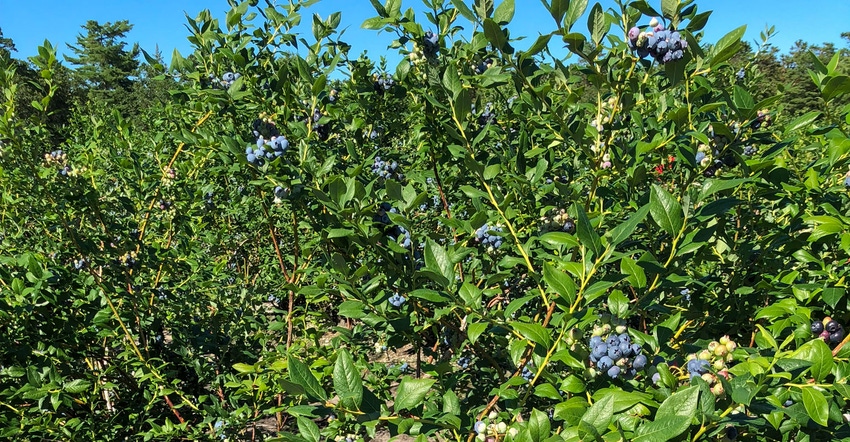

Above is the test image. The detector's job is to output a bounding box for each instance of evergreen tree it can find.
[64,20,140,107]
[0,28,16,57]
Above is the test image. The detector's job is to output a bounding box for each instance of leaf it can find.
[493,0,515,24]
[483,18,507,50]
[468,322,487,345]
[442,63,461,97]
[635,385,699,441]
[607,290,630,318]
[564,0,588,32]
[649,184,683,237]
[784,111,821,135]
[297,416,320,442]
[586,3,606,45]
[822,75,850,102]
[333,349,363,409]
[710,25,746,67]
[621,256,647,289]
[450,0,477,22]
[580,392,614,434]
[543,262,576,305]
[288,356,327,402]
[607,204,650,247]
[661,0,678,19]
[792,339,834,382]
[802,388,829,427]
[63,379,92,394]
[394,377,436,410]
[528,408,551,442]
[573,203,602,257]
[511,322,552,348]
[425,239,454,287]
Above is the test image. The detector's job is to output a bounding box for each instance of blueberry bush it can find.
[2,0,850,440]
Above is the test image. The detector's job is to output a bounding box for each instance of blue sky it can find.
[1,0,848,69]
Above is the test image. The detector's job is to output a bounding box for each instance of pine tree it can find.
[64,20,140,106]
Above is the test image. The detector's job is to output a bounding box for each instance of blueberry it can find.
[632,354,647,370]
[826,320,840,333]
[597,356,614,370]
[812,321,824,334]
[830,328,845,344]
[607,366,621,379]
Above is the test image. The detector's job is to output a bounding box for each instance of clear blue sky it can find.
[1,0,848,69]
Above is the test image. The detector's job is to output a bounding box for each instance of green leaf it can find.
[822,287,844,309]
[442,63,462,97]
[792,339,834,382]
[63,379,92,394]
[543,262,576,305]
[468,322,487,345]
[784,111,822,135]
[297,416,320,442]
[822,75,850,102]
[511,322,552,348]
[635,385,699,441]
[333,349,363,409]
[802,388,829,426]
[607,290,630,318]
[394,377,436,410]
[661,0,678,19]
[493,0,515,24]
[586,3,606,45]
[288,356,328,402]
[573,203,602,257]
[425,239,455,287]
[450,0,477,22]
[528,408,551,442]
[564,0,588,32]
[607,205,650,246]
[649,184,683,237]
[483,18,507,50]
[710,25,745,67]
[620,256,646,289]
[580,392,614,434]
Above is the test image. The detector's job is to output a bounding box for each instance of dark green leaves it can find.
[394,377,436,410]
[802,388,829,426]
[649,184,683,237]
[333,349,363,409]
[634,385,699,442]
[586,3,607,45]
[288,356,328,402]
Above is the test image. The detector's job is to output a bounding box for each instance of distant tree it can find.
[0,28,16,57]
[64,20,140,108]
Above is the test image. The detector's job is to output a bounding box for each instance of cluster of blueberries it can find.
[475,102,496,127]
[299,105,331,141]
[371,156,404,181]
[685,357,711,379]
[475,224,504,251]
[73,258,87,270]
[245,135,288,166]
[812,317,846,345]
[473,58,494,75]
[273,186,291,201]
[627,18,687,64]
[423,31,439,58]
[589,332,648,379]
[373,74,395,95]
[208,72,241,89]
[388,293,406,307]
[245,117,289,166]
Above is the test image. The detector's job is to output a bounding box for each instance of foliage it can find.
[2,0,850,441]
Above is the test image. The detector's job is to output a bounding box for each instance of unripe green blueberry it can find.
[714,345,729,357]
[496,422,507,434]
[711,383,725,397]
[719,335,730,345]
[615,325,627,334]
[707,341,719,352]
[698,350,712,361]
